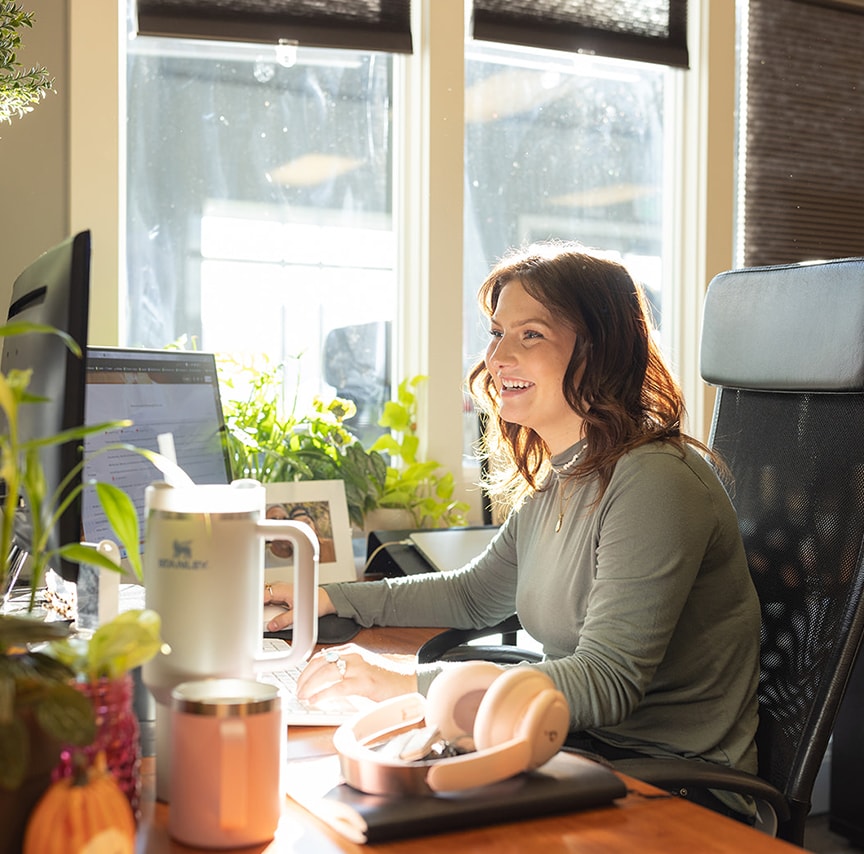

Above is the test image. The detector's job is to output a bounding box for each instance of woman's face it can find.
[485,279,584,452]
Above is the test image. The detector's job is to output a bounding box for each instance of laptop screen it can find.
[81,347,232,561]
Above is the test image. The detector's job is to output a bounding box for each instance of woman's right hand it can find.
[264,582,335,631]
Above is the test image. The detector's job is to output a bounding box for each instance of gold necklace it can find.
[552,449,583,533]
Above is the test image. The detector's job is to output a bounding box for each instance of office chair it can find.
[322,320,391,446]
[419,257,864,846]
[417,614,541,665]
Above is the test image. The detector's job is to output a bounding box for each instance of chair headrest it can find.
[700,257,864,392]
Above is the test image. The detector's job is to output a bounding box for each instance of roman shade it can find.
[135,0,413,53]
[738,0,864,266]
[472,0,688,68]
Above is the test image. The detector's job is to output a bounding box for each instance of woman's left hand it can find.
[297,643,418,706]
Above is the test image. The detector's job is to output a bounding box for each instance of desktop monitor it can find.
[0,231,91,583]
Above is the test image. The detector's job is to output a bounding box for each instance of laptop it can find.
[80,347,232,573]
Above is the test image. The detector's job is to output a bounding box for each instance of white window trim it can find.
[677,0,736,442]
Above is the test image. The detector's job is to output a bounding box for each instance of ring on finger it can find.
[324,648,347,680]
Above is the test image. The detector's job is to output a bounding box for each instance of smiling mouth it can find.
[501,379,534,392]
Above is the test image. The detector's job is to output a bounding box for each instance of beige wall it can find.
[0,0,69,313]
[0,0,121,346]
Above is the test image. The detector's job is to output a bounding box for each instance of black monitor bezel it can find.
[1,230,91,583]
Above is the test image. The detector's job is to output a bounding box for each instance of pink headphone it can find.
[333,661,570,796]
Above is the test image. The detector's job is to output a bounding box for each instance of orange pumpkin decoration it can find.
[23,753,135,854]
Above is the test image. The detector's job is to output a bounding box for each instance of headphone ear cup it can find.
[473,668,569,769]
[425,661,502,744]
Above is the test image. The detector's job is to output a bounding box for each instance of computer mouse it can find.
[263,603,291,629]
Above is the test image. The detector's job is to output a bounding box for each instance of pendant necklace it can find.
[551,448,584,533]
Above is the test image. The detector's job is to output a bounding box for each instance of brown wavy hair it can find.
[468,242,712,509]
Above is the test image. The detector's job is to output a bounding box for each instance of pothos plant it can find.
[368,375,470,529]
[0,1,54,126]
[219,355,469,529]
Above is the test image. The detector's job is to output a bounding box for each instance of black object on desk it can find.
[365,526,499,578]
[365,529,435,578]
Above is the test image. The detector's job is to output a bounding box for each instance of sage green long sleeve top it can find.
[325,440,761,775]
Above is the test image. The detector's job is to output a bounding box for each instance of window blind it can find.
[739,0,864,266]
[135,0,413,54]
[471,0,688,68]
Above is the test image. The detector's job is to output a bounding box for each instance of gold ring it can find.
[266,584,273,600]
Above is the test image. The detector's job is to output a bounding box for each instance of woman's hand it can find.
[297,644,418,705]
[264,582,335,631]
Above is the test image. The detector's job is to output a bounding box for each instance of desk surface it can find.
[134,627,801,854]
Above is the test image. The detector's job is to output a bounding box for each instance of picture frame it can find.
[263,480,356,584]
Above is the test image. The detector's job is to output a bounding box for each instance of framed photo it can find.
[263,481,356,584]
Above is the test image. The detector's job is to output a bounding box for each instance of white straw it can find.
[156,432,195,487]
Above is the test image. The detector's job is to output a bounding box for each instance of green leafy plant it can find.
[0,609,165,792]
[219,357,468,529]
[0,324,168,793]
[0,2,54,125]
[0,616,95,791]
[0,324,144,607]
[45,608,164,681]
[369,376,470,528]
[219,354,387,528]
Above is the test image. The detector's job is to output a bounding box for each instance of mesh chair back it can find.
[710,389,864,803]
[702,257,864,815]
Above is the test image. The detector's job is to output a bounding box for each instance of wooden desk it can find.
[134,627,802,854]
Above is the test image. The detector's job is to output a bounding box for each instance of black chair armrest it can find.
[609,757,791,824]
[417,615,542,664]
[421,643,544,664]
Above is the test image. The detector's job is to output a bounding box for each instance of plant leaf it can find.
[94,481,142,579]
[0,321,77,356]
[0,614,71,651]
[34,683,96,746]
[84,609,164,679]
[56,543,123,573]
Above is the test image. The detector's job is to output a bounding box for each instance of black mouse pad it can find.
[265,614,361,645]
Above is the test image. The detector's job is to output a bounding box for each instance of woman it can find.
[266,242,760,820]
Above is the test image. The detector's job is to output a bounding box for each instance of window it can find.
[126,33,395,432]
[462,39,673,376]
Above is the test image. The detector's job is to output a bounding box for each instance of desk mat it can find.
[265,614,361,645]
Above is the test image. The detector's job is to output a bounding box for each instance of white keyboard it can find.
[260,640,367,726]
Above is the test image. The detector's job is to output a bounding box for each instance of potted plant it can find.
[43,607,163,819]
[0,324,155,853]
[220,356,469,530]
[0,1,54,126]
[218,354,386,528]
[367,375,470,530]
